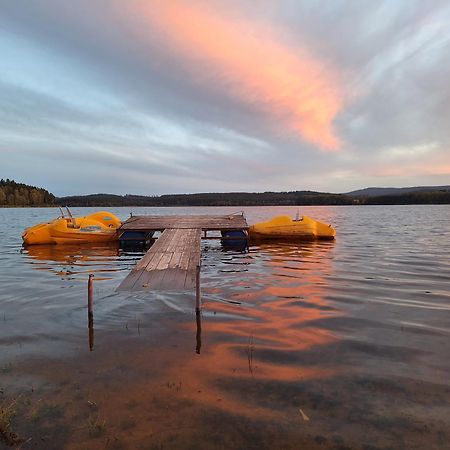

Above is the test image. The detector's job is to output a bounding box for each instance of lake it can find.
[0,205,449,449]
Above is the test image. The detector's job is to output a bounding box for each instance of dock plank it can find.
[117,214,248,293]
[117,267,145,291]
[119,214,248,232]
[117,228,201,292]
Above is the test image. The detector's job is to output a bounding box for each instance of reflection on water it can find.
[24,242,127,279]
[25,242,120,262]
[88,274,95,352]
[195,309,202,354]
[180,240,342,425]
[88,319,94,352]
[0,206,449,449]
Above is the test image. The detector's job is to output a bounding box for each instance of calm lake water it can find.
[0,205,449,449]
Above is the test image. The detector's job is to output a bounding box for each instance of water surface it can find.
[0,206,449,449]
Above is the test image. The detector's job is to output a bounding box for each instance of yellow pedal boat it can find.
[249,215,336,240]
[22,210,122,245]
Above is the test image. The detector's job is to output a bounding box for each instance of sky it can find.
[0,0,449,196]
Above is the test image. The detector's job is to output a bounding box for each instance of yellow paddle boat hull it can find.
[249,215,335,240]
[22,211,122,245]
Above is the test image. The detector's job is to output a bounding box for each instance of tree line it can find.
[1,179,449,207]
[0,179,55,206]
[56,190,450,206]
[56,191,354,207]
[363,191,450,205]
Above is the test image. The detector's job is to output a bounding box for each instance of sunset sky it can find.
[1,0,449,195]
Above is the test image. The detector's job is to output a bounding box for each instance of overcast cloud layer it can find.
[0,0,449,195]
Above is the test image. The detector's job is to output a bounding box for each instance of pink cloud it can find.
[133,0,344,151]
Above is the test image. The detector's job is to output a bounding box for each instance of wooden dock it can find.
[119,214,248,232]
[117,214,248,292]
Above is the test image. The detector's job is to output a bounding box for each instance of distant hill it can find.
[346,185,450,197]
[0,179,55,206]
[56,187,450,207]
[56,191,353,207]
[2,179,449,207]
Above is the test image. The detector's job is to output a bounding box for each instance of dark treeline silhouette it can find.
[56,191,354,207]
[56,190,450,206]
[0,179,55,206]
[2,179,449,207]
[364,191,450,205]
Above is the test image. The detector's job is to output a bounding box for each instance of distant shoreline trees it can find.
[56,191,450,206]
[55,191,355,207]
[1,179,449,207]
[364,191,450,205]
[0,179,55,207]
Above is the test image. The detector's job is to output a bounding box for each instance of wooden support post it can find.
[195,265,201,312]
[88,274,94,351]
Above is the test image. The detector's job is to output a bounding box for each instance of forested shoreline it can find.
[0,179,55,207]
[56,191,354,207]
[54,190,450,206]
[1,179,449,207]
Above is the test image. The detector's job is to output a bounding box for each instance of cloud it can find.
[132,0,344,150]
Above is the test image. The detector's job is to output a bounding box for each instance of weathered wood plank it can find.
[168,251,183,269]
[145,252,166,271]
[117,228,201,292]
[135,247,160,271]
[119,215,248,232]
[117,267,145,291]
[155,252,174,271]
[179,246,192,271]
[136,268,167,290]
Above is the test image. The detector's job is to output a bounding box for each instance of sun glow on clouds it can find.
[135,0,344,151]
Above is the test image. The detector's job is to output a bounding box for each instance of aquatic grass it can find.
[0,397,24,446]
[0,363,13,374]
[30,403,65,423]
[166,381,182,392]
[104,435,122,449]
[87,414,107,437]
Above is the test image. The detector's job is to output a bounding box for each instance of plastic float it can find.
[248,214,336,240]
[22,208,122,245]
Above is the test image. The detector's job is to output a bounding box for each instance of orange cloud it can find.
[135,0,343,150]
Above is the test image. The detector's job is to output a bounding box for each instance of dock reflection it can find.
[88,320,94,351]
[88,274,95,351]
[24,243,126,279]
[25,242,121,263]
[196,309,202,354]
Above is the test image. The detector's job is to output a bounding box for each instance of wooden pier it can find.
[117,214,248,292]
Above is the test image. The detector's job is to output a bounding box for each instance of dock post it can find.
[88,274,94,351]
[195,265,201,312]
